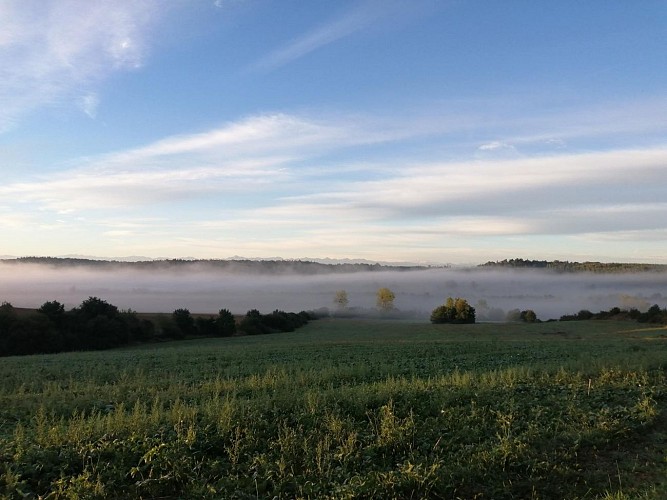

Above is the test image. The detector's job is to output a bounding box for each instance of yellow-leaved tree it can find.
[376,287,396,311]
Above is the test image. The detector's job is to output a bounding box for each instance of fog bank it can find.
[1,263,665,321]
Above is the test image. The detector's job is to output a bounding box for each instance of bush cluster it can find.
[239,309,312,335]
[0,298,312,357]
[559,304,667,324]
[162,308,238,340]
[0,298,154,357]
[430,297,476,324]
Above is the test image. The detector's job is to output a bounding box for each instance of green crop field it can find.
[1,319,666,499]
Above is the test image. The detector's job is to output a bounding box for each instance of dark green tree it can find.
[239,309,269,335]
[80,315,128,350]
[576,309,594,320]
[0,302,19,356]
[172,308,196,337]
[5,315,63,355]
[76,296,119,320]
[196,316,218,336]
[216,308,236,337]
[70,297,129,350]
[0,302,17,335]
[38,300,66,328]
[121,310,155,341]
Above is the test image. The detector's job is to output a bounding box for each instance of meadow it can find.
[1,319,665,499]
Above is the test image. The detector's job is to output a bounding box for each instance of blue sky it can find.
[1,0,666,264]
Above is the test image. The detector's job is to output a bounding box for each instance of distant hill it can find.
[0,256,438,275]
[480,258,667,273]
[3,256,665,274]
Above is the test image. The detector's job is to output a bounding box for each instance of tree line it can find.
[480,258,667,273]
[0,298,313,357]
[2,257,432,275]
[558,304,667,324]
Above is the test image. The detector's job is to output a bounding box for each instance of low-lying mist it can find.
[1,263,665,321]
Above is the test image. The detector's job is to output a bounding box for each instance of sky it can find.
[1,0,666,265]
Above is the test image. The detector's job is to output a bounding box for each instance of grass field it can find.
[1,319,666,498]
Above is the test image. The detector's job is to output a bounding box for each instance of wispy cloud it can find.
[249,0,421,73]
[0,112,408,212]
[0,0,162,131]
[478,141,515,152]
[78,93,100,118]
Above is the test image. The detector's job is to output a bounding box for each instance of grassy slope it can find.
[0,319,666,498]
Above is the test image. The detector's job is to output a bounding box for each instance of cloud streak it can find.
[0,111,448,212]
[249,0,420,73]
[0,0,162,131]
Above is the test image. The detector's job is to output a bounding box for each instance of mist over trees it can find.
[1,257,665,320]
[333,290,349,310]
[1,256,666,357]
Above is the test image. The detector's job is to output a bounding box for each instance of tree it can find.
[475,299,505,321]
[38,300,66,328]
[196,316,218,336]
[333,290,349,310]
[576,309,594,320]
[455,298,474,322]
[172,308,196,336]
[121,311,155,342]
[0,302,19,356]
[506,309,522,322]
[239,309,268,336]
[376,287,396,311]
[81,315,128,350]
[216,308,236,337]
[430,297,475,324]
[520,310,537,323]
[0,302,17,336]
[5,315,63,356]
[430,306,454,324]
[76,297,119,320]
[69,297,130,351]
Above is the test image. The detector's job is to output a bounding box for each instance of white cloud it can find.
[0,112,392,211]
[545,138,566,148]
[478,141,513,151]
[78,93,100,118]
[0,0,162,131]
[2,105,666,224]
[121,113,352,160]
